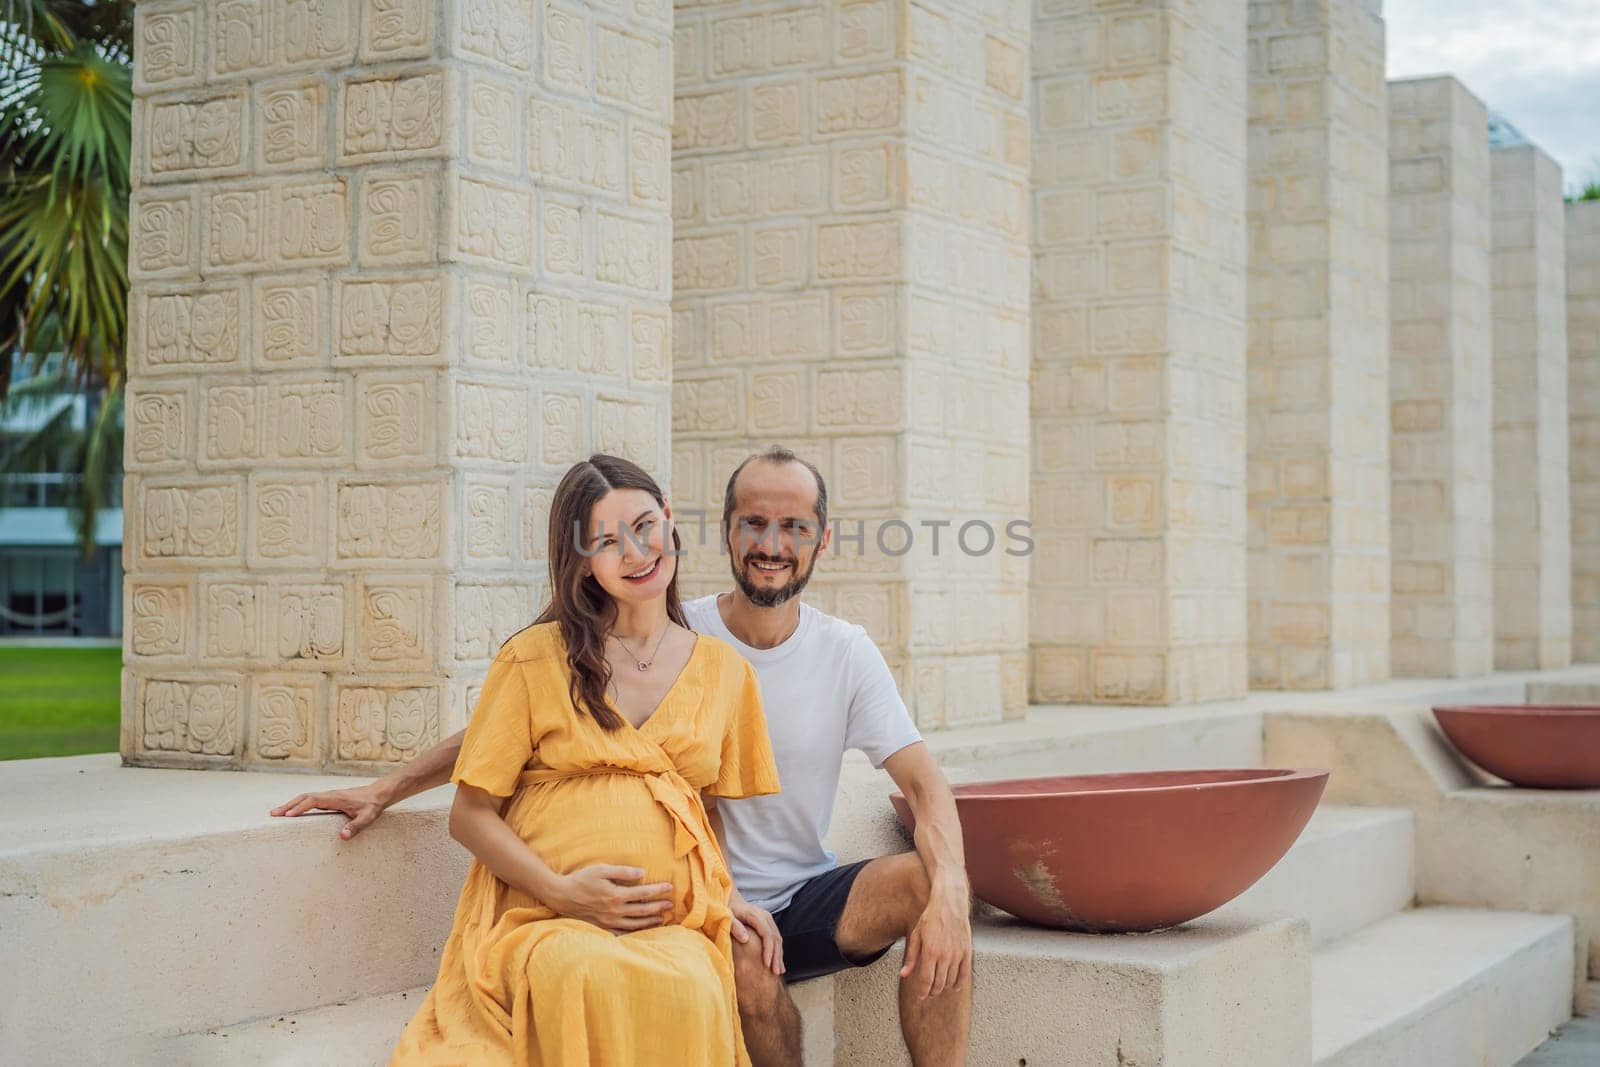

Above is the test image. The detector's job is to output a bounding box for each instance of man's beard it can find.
[730,551,815,608]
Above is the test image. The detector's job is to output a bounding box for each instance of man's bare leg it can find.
[732,934,802,1066]
[834,852,972,1067]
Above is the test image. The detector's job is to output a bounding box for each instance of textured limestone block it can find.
[124,0,673,772]
[1569,200,1600,663]
[671,0,1032,728]
[1031,0,1250,703]
[1490,144,1571,669]
[1245,0,1390,690]
[1387,76,1493,678]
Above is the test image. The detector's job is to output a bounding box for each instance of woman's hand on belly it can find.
[544,865,676,933]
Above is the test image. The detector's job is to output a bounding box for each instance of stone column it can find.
[1030,0,1249,703]
[671,2,1032,728]
[1570,199,1600,663]
[1244,0,1389,690]
[1387,76,1492,677]
[1490,143,1571,669]
[122,0,674,771]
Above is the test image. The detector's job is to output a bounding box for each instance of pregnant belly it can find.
[505,773,696,920]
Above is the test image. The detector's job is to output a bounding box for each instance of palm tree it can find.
[0,0,132,556]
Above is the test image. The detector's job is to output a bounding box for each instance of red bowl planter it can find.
[891,768,1328,933]
[1432,705,1600,789]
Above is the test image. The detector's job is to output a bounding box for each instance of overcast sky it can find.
[1385,0,1600,192]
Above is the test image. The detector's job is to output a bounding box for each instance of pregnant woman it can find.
[390,453,780,1065]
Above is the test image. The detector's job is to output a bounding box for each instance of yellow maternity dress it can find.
[389,621,780,1066]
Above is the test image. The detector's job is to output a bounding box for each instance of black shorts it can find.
[770,859,893,984]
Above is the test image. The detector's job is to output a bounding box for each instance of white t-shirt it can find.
[682,592,923,913]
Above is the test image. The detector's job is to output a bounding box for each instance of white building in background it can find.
[0,357,123,637]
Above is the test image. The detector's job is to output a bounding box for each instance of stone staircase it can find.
[833,800,1572,1066]
[4,672,1593,1066]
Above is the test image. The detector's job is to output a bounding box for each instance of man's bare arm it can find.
[883,742,966,897]
[268,728,466,839]
[883,741,972,996]
[376,728,467,804]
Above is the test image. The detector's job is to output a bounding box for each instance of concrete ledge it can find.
[0,755,464,1065]
[1424,789,1600,1001]
[1208,806,1415,947]
[1313,907,1574,1067]
[151,977,838,1066]
[833,914,1312,1066]
[154,987,424,1067]
[1264,703,1600,994]
[1263,702,1490,808]
[0,700,1260,1065]
[1526,676,1600,704]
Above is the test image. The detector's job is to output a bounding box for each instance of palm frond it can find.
[1,1,131,56]
[0,0,132,558]
[0,170,129,392]
[33,44,131,184]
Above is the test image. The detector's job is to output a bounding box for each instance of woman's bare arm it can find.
[269,729,468,838]
[451,782,675,932]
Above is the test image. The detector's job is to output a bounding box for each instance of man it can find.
[272,446,974,1065]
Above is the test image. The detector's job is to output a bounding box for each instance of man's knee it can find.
[876,852,933,931]
[840,853,937,948]
[897,853,933,917]
[732,936,787,1016]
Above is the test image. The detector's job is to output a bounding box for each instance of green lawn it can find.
[0,646,123,760]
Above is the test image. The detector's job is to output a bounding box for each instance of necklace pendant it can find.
[637,661,649,671]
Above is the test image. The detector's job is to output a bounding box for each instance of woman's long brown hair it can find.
[528,453,688,731]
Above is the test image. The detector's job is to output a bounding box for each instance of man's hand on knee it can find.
[899,888,972,999]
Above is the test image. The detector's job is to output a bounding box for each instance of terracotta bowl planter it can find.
[1432,705,1600,789]
[890,768,1327,933]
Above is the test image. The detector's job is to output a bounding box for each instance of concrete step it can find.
[1208,804,1416,947]
[152,988,422,1067]
[835,912,1311,1065]
[0,696,1263,1066]
[1313,906,1575,1067]
[0,754,466,1066]
[151,976,838,1066]
[157,906,1577,1067]
[1266,698,1600,991]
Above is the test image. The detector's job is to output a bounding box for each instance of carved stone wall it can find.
[123,0,674,770]
[669,0,1032,727]
[1030,0,1250,703]
[1245,0,1390,690]
[1387,76,1493,677]
[1570,200,1600,664]
[1489,144,1571,669]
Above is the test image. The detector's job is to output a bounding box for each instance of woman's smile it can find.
[622,557,661,583]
